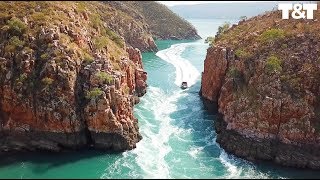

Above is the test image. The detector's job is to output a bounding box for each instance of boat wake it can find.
[101,41,273,179]
[101,86,186,179]
[155,43,201,87]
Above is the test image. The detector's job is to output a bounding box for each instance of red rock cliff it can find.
[200,9,320,169]
[0,2,147,153]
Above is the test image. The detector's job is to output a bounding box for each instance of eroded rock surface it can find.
[0,1,148,153]
[200,9,320,169]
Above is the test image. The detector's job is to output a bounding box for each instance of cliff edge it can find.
[200,7,320,169]
[0,1,150,153]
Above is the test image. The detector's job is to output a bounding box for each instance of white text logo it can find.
[278,3,317,19]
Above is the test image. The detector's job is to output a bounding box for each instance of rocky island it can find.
[0,1,200,154]
[200,7,320,169]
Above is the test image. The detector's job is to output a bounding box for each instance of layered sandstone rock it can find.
[200,9,320,169]
[0,1,147,153]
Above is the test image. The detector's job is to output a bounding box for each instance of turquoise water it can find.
[1,19,320,179]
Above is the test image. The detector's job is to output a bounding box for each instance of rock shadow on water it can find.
[0,149,121,175]
[168,81,320,179]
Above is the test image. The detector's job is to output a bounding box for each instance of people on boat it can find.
[181,82,188,89]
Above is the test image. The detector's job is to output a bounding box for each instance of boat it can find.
[181,82,188,89]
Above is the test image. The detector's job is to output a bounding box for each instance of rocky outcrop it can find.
[200,9,320,169]
[102,3,158,52]
[200,46,229,112]
[126,47,147,98]
[0,1,148,153]
[215,113,320,169]
[106,1,201,42]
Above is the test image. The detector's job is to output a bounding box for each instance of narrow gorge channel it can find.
[0,18,320,179]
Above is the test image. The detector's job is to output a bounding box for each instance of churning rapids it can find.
[101,40,275,179]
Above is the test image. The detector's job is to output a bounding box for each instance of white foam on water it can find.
[101,41,274,179]
[219,150,242,179]
[101,86,186,179]
[132,86,184,178]
[188,146,205,159]
[156,43,200,87]
[218,149,274,179]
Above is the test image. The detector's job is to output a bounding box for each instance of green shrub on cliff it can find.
[5,36,25,53]
[41,77,54,86]
[90,13,102,30]
[259,28,285,44]
[205,36,215,46]
[239,16,247,21]
[31,12,49,23]
[40,53,49,60]
[7,17,27,35]
[76,2,87,13]
[235,49,251,59]
[266,55,282,73]
[216,22,230,37]
[112,36,124,48]
[112,62,121,70]
[15,73,28,85]
[86,87,103,99]
[95,72,113,84]
[83,52,94,63]
[227,66,241,78]
[10,36,25,47]
[93,36,109,50]
[103,28,125,48]
[281,43,288,49]
[124,86,130,94]
[23,46,33,54]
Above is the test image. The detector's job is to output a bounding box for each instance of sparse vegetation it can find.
[124,85,130,94]
[15,73,28,85]
[112,62,121,70]
[227,66,241,79]
[4,45,15,53]
[40,53,49,60]
[5,36,25,52]
[90,13,102,30]
[23,46,33,54]
[235,49,251,59]
[216,22,230,37]
[281,44,288,49]
[83,52,94,63]
[112,36,124,48]
[259,28,285,44]
[266,55,282,73]
[85,87,103,99]
[7,17,27,35]
[205,36,215,46]
[93,36,109,50]
[60,34,71,44]
[30,12,49,23]
[76,2,87,13]
[41,77,54,86]
[95,72,113,84]
[239,16,247,21]
[10,36,25,48]
[116,1,200,40]
[104,28,124,48]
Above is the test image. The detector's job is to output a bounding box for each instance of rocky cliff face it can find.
[200,9,320,169]
[106,1,201,41]
[100,1,158,52]
[0,1,149,153]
